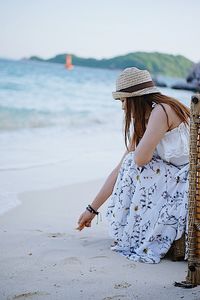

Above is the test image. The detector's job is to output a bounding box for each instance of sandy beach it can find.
[0,179,199,300]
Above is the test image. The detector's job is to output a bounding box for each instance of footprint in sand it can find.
[103,295,126,300]
[89,255,109,260]
[28,229,43,233]
[11,291,49,299]
[122,263,136,269]
[48,232,65,238]
[89,266,97,272]
[63,256,82,265]
[81,239,107,247]
[114,281,132,289]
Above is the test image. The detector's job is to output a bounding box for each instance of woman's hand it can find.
[76,210,96,231]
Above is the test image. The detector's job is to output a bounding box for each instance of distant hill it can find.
[30,52,194,78]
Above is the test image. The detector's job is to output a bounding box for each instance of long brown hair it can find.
[124,93,190,150]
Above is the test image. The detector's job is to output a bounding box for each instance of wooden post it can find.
[186,93,200,286]
[174,94,200,288]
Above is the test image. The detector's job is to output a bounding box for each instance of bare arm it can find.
[134,104,172,167]
[90,151,127,211]
[76,150,129,230]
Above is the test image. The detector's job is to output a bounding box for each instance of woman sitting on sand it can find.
[76,67,190,264]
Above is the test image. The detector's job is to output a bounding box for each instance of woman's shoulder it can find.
[151,102,173,121]
[152,102,172,113]
[151,102,182,130]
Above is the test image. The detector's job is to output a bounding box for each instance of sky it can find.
[0,0,200,62]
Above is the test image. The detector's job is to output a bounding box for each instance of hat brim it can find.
[112,86,161,100]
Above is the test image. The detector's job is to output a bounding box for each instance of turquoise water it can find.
[0,58,122,131]
[0,58,193,215]
[0,58,192,132]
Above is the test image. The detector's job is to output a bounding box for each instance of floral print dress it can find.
[106,121,189,264]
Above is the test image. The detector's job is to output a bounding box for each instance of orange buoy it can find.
[65,54,74,70]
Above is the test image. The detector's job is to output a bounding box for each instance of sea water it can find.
[0,58,193,215]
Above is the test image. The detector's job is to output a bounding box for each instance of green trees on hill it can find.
[30,52,194,78]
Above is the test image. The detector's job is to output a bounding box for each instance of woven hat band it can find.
[117,81,155,93]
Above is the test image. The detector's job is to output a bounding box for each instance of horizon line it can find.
[0,50,199,63]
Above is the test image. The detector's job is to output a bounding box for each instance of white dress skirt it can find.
[106,121,189,263]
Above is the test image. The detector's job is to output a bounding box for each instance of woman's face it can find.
[119,98,126,111]
[119,97,135,118]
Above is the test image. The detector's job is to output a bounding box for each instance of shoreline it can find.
[0,128,124,217]
[0,179,199,300]
[0,178,105,217]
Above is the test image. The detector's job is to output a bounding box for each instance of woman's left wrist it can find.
[86,204,99,215]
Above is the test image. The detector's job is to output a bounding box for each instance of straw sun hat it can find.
[112,67,160,100]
